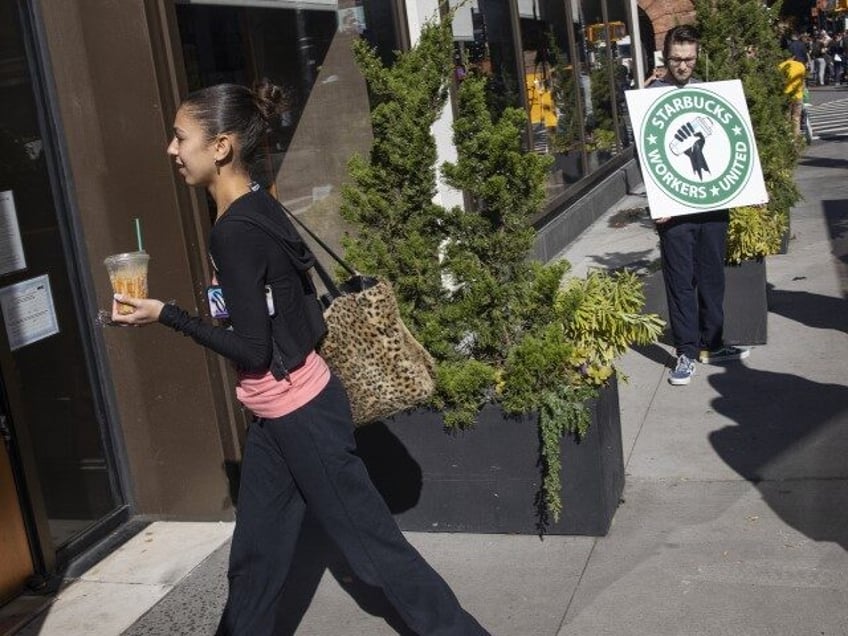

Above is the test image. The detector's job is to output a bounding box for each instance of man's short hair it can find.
[663,25,701,61]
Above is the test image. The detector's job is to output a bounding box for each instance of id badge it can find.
[206,285,229,319]
[206,285,275,319]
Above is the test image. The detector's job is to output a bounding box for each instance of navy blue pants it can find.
[216,374,488,635]
[658,210,729,360]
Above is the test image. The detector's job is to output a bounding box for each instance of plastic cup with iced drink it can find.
[104,251,150,315]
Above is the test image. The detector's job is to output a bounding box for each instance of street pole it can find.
[627,0,646,87]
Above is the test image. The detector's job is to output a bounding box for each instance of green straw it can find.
[134,218,144,252]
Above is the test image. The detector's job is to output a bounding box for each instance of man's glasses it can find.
[667,57,697,66]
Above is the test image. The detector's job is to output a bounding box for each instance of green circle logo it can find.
[640,87,755,208]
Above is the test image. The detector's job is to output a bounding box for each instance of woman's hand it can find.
[111,294,165,326]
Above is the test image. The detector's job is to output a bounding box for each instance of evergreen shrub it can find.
[341,14,663,524]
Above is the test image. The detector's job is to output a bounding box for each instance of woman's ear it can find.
[213,134,235,165]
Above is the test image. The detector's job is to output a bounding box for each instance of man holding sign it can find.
[628,25,767,385]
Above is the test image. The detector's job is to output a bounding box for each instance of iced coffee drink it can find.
[104,251,150,315]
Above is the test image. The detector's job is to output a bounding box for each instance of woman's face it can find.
[166,107,217,187]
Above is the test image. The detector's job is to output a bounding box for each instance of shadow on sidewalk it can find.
[708,364,848,551]
[583,247,659,274]
[767,283,848,333]
[822,199,848,276]
[797,156,848,169]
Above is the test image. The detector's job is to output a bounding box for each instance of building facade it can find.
[0,0,694,605]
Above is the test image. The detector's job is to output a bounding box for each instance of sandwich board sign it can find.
[625,79,768,219]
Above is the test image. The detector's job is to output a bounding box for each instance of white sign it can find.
[625,80,768,219]
[0,274,60,351]
[0,190,27,276]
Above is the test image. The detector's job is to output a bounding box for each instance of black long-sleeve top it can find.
[159,189,318,375]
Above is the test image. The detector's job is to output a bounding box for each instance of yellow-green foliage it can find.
[556,271,666,384]
[726,204,788,264]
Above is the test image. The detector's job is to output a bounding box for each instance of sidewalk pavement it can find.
[7,137,848,635]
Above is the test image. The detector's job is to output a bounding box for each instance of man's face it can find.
[666,42,698,86]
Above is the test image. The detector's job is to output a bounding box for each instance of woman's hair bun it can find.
[253,78,289,122]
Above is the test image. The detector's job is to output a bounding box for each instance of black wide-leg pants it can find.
[216,374,488,636]
[658,210,729,360]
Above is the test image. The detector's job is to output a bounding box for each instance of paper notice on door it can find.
[0,191,27,277]
[0,274,60,351]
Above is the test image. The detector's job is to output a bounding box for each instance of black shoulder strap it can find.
[234,212,343,299]
[272,201,358,279]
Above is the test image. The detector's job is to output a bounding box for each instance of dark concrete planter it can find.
[354,379,624,536]
[723,258,768,345]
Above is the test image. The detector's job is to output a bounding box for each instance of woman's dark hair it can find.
[181,79,287,169]
[663,25,701,60]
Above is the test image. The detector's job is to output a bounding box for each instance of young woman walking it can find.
[111,81,488,636]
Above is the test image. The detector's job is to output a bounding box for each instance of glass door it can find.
[0,0,123,573]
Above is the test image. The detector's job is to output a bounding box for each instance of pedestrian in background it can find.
[110,81,489,636]
[829,31,844,85]
[812,32,829,85]
[780,48,808,138]
[648,25,750,386]
[787,31,809,67]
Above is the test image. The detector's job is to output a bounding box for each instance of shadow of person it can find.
[354,421,423,513]
[708,364,848,550]
[798,156,848,169]
[586,248,659,274]
[631,342,674,368]
[767,283,848,334]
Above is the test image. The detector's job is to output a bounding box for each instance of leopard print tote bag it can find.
[318,275,436,425]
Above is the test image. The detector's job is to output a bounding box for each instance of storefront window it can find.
[532,0,634,201]
[175,0,404,260]
[525,0,584,196]
[451,0,635,210]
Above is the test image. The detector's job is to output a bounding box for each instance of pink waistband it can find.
[236,351,331,418]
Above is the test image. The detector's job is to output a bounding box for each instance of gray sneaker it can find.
[669,354,696,386]
[699,346,751,364]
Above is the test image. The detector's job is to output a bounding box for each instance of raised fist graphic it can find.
[669,118,711,180]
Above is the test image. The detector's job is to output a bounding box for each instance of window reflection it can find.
[574,0,631,171]
[451,0,523,120]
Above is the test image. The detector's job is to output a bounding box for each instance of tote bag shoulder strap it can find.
[232,211,343,300]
